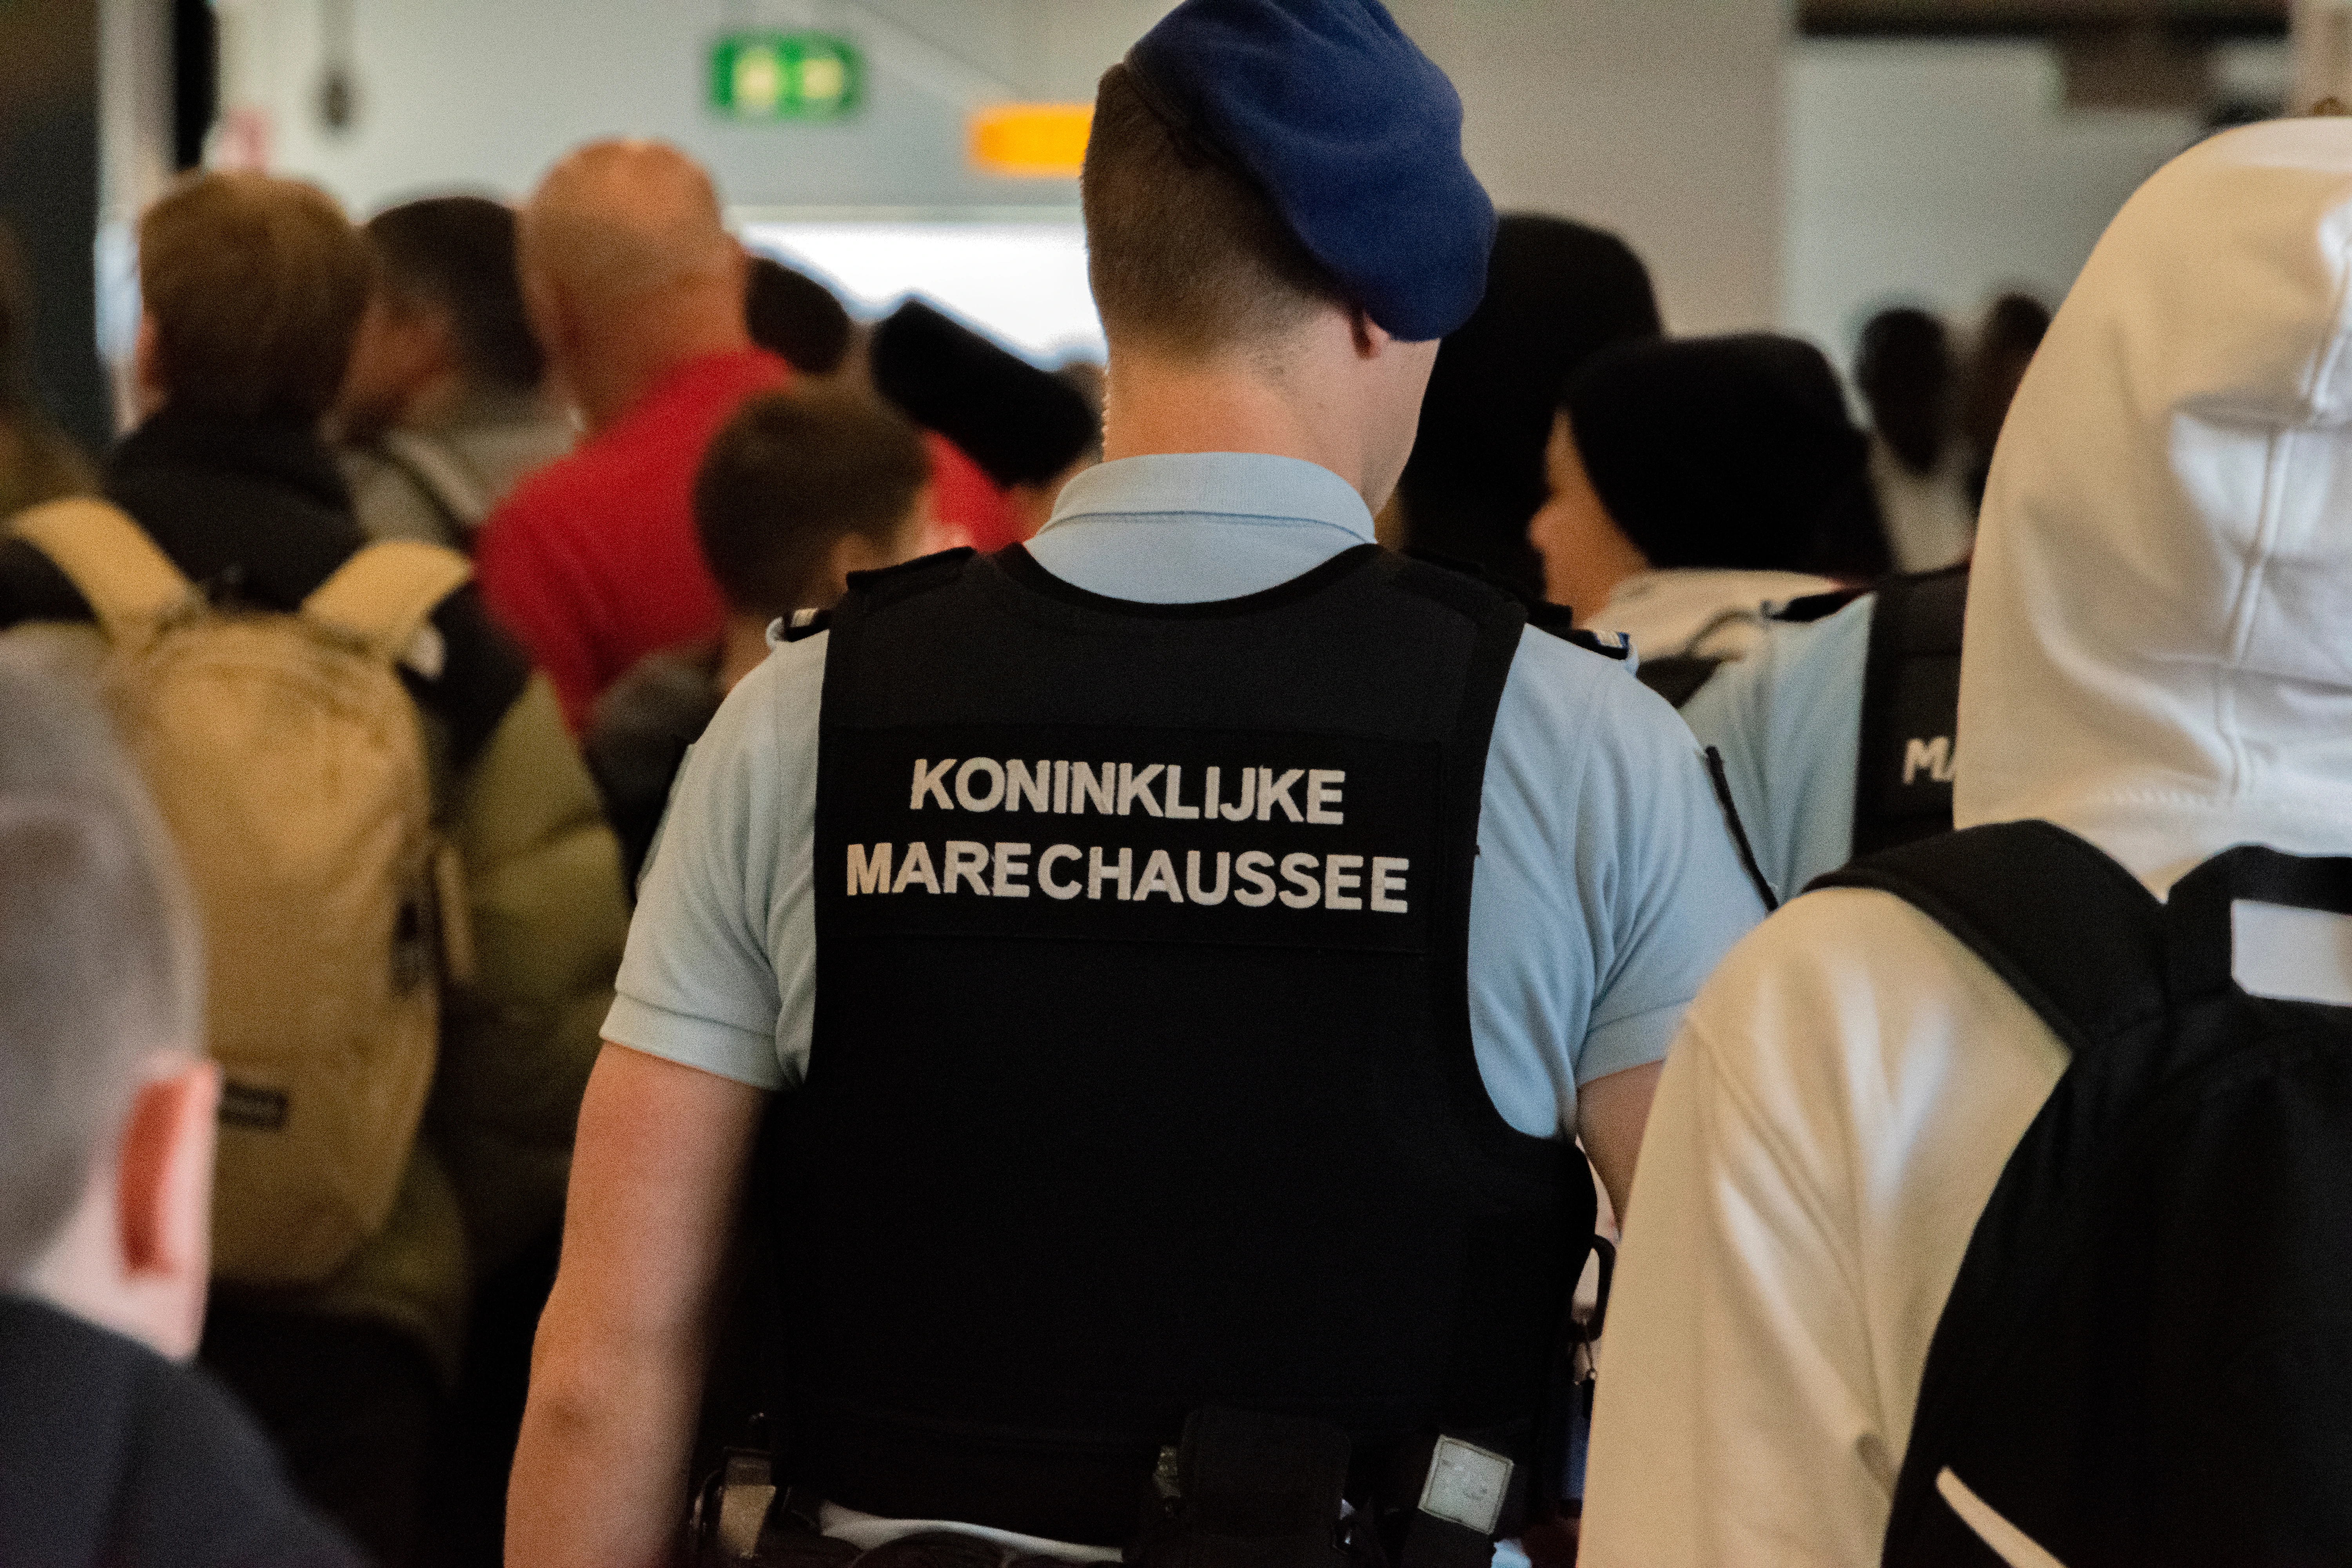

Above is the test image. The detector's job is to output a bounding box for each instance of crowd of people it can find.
[3,0,2346,1564]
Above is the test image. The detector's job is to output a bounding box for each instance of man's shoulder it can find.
[0,1298,361,1568]
[483,430,623,540]
[479,353,782,547]
[1706,590,1877,726]
[1684,885,2068,1146]
[712,628,828,755]
[1492,622,1692,795]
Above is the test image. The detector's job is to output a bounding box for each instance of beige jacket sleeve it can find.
[430,671,631,1275]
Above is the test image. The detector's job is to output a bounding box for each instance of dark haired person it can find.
[746,254,855,378]
[869,297,1101,542]
[337,194,575,550]
[0,642,362,1568]
[586,387,933,885]
[1529,332,1885,702]
[0,170,628,1565]
[1394,213,1662,593]
[1856,306,1974,573]
[509,3,1761,1562]
[1958,290,2051,511]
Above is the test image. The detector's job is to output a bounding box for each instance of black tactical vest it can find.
[769,543,1592,1547]
[1850,563,1967,859]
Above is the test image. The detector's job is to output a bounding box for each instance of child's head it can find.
[695,386,934,619]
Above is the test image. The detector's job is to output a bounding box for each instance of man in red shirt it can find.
[477,139,789,730]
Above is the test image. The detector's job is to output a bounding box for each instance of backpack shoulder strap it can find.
[8,497,192,641]
[1813,818,2167,1057]
[301,539,473,663]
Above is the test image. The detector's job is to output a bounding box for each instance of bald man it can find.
[474,140,790,730]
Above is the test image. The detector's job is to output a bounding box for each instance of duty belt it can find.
[692,1410,1525,1568]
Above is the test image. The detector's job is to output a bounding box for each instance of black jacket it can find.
[0,1295,363,1566]
[0,408,527,768]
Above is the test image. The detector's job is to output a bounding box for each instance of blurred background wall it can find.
[0,0,108,449]
[5,0,2308,434]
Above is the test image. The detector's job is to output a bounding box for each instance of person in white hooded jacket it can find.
[1579,114,2352,1564]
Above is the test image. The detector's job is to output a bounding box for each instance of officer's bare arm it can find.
[508,1042,768,1568]
[1577,1061,1662,1219]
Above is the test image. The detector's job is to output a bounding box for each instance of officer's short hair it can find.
[1081,63,1343,356]
[140,170,371,422]
[366,195,545,394]
[694,387,932,617]
[0,641,203,1287]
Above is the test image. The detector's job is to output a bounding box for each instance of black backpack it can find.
[1819,820,2352,1566]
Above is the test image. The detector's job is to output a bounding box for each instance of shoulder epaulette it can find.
[842,546,975,613]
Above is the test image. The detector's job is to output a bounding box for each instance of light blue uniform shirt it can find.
[1679,591,1875,904]
[607,452,1765,1136]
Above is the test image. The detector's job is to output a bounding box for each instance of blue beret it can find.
[1127,0,1495,342]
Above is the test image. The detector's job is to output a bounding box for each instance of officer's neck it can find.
[1098,319,1415,510]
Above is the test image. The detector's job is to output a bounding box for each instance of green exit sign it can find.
[710,32,864,123]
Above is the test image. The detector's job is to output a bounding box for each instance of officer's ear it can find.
[1347,304,1390,361]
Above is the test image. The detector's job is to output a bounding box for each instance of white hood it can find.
[1956,119,2352,893]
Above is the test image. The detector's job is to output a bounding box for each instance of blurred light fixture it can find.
[969,105,1093,178]
[316,0,357,135]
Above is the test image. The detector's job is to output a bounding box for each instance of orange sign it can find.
[970,104,1093,178]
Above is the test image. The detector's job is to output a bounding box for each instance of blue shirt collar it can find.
[1041,452,1375,541]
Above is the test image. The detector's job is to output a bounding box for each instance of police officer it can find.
[1681,561,1968,904]
[507,3,1764,1563]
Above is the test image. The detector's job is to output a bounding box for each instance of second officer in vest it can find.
[508,3,1767,1563]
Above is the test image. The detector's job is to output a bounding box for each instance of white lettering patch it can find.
[848,842,1409,916]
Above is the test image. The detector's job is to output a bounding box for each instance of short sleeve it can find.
[602,635,824,1089]
[1466,635,1766,1137]
[1572,665,1771,1084]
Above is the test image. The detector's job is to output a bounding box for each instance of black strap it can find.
[1814,820,2166,1058]
[2158,845,2352,1000]
[1849,565,1967,859]
[1704,747,1778,913]
[1822,826,2352,1051]
[1395,546,1628,665]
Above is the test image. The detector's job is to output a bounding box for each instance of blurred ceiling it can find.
[1800,1,2287,111]
[1799,0,2286,38]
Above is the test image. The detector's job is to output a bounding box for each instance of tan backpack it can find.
[12,497,474,1287]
